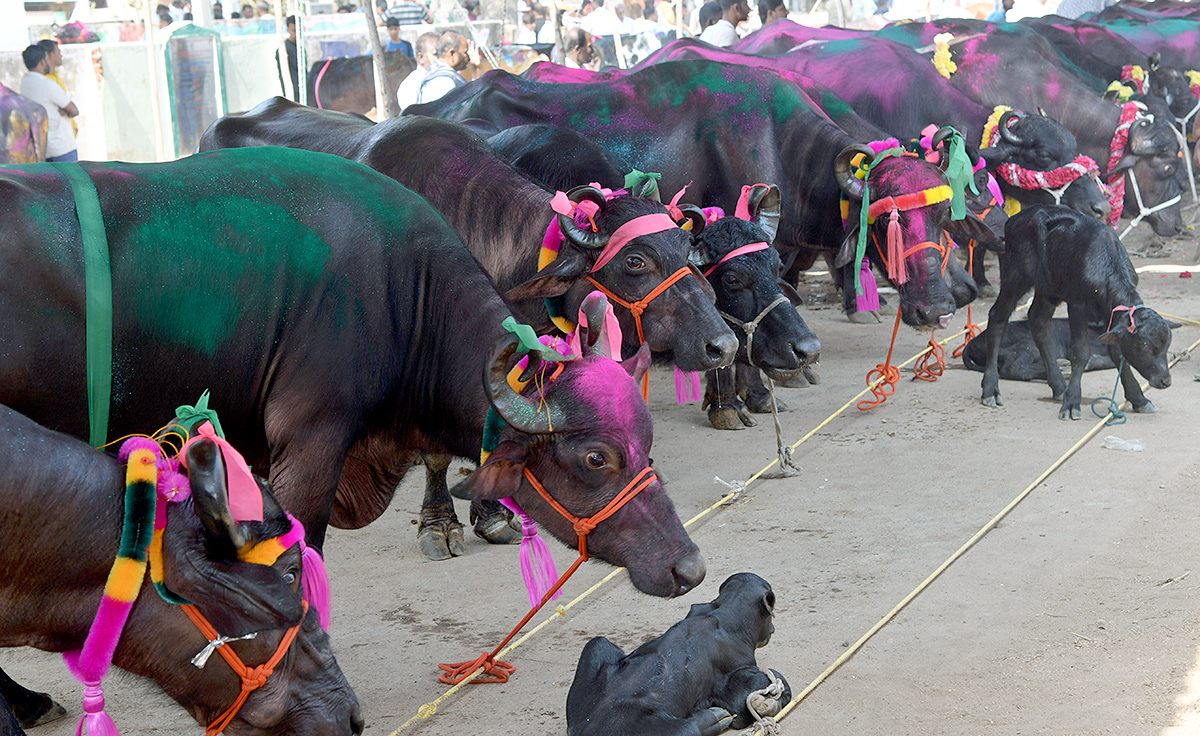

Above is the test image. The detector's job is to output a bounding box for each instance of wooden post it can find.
[363,10,396,118]
[143,1,167,161]
[274,0,293,99]
[297,3,309,105]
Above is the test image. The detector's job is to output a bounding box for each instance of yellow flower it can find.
[933,33,957,79]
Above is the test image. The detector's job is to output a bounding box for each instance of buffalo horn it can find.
[186,438,247,552]
[745,183,782,243]
[485,333,573,435]
[579,292,613,358]
[834,144,875,200]
[558,185,610,250]
[998,110,1027,146]
[675,204,707,234]
[931,127,955,170]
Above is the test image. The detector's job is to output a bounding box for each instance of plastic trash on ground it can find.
[1101,436,1145,452]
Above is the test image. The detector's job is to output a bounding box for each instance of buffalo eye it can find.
[625,254,647,271]
[283,567,298,586]
[585,450,607,469]
[722,271,740,286]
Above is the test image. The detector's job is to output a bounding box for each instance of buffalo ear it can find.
[688,263,717,303]
[1109,152,1138,176]
[162,505,304,637]
[1098,329,1122,345]
[458,440,528,500]
[777,278,803,306]
[945,211,1000,250]
[621,344,651,385]
[505,248,589,300]
[834,226,860,269]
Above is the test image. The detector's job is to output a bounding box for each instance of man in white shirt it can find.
[416,32,470,105]
[562,27,593,68]
[397,31,439,111]
[20,44,78,162]
[697,0,746,46]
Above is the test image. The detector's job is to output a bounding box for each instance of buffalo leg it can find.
[839,262,881,324]
[971,245,995,297]
[1057,305,1092,420]
[981,285,1024,407]
[1027,297,1068,404]
[1117,350,1155,413]
[738,364,788,414]
[704,366,755,430]
[0,667,64,730]
[469,498,520,545]
[418,452,466,561]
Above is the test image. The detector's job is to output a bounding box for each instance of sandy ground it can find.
[7,208,1200,736]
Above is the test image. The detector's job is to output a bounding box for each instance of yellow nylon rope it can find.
[392,304,1194,733]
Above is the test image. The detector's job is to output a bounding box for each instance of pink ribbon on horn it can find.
[179,421,263,522]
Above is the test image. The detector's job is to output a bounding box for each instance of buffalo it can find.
[0,407,362,735]
[0,83,47,164]
[0,148,705,598]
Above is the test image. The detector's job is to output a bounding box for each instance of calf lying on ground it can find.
[964,318,1116,380]
[981,205,1172,419]
[567,572,790,736]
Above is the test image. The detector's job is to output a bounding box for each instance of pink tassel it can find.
[856,258,880,313]
[75,684,120,736]
[674,366,702,404]
[499,498,560,609]
[301,545,332,631]
[886,209,908,284]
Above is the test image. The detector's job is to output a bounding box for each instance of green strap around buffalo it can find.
[60,163,112,448]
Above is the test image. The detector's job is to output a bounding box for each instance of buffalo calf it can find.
[566,573,790,736]
[981,205,1172,419]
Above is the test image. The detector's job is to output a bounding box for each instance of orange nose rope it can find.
[585,266,695,401]
[180,600,308,736]
[952,238,983,360]
[437,467,658,685]
[858,309,903,411]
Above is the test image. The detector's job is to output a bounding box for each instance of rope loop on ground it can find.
[911,332,946,382]
[952,304,980,359]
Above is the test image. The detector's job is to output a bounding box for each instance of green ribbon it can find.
[938,127,979,221]
[853,147,903,297]
[173,390,225,439]
[623,169,661,197]
[60,163,113,449]
[502,316,572,362]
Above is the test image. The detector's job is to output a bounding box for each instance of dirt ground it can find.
[7,207,1200,736]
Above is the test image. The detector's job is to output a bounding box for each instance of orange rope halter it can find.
[180,600,309,736]
[585,266,695,400]
[437,467,658,685]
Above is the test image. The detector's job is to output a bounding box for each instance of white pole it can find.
[297,3,309,105]
[363,10,394,118]
[274,0,293,99]
[143,3,167,161]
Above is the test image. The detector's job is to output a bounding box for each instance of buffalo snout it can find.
[671,548,707,596]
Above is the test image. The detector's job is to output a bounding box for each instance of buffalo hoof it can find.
[748,690,786,719]
[1059,405,1082,420]
[977,282,997,298]
[473,510,522,545]
[981,394,1003,408]
[695,707,735,736]
[745,392,787,414]
[15,694,66,729]
[709,404,756,430]
[877,297,897,316]
[803,364,821,385]
[418,522,465,561]
[779,373,809,388]
[1133,400,1157,414]
[848,310,881,324]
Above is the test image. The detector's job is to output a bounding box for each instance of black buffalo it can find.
[567,572,791,736]
[0,148,706,598]
[0,407,362,735]
[306,51,416,115]
[199,100,736,556]
[414,60,994,328]
[980,205,1172,419]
